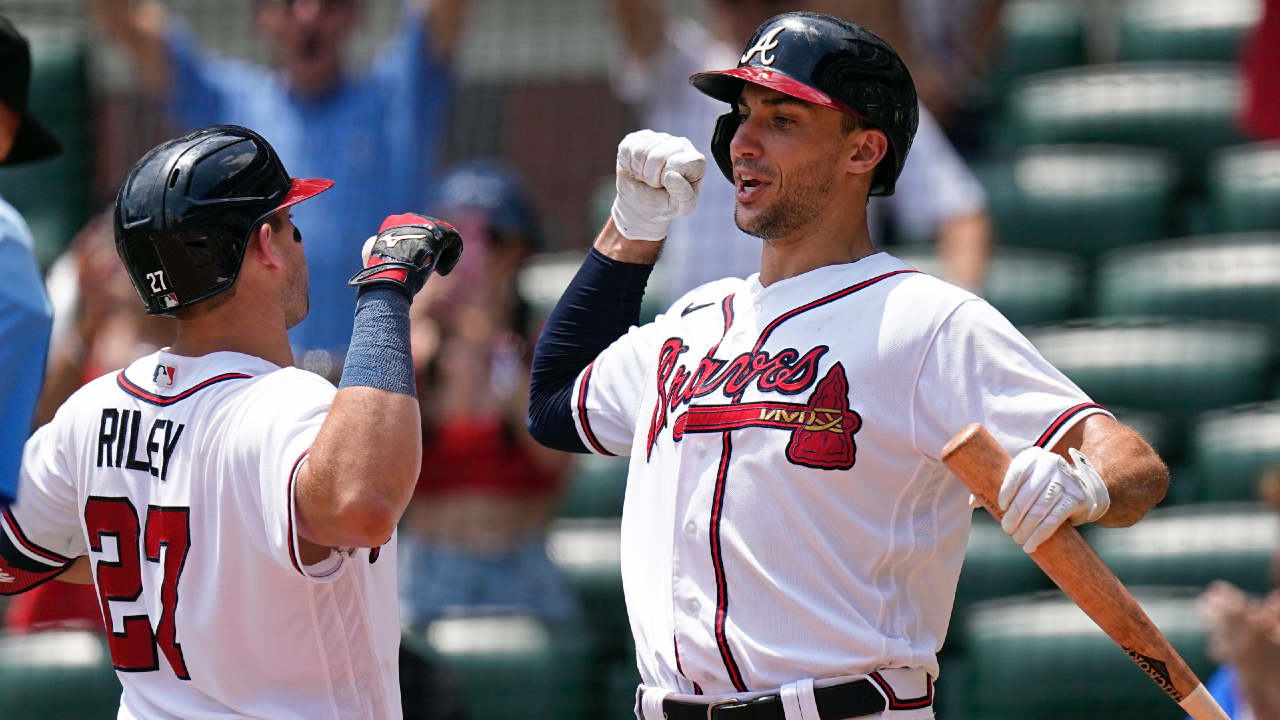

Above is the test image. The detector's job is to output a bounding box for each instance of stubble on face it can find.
[282,226,310,329]
[734,144,842,242]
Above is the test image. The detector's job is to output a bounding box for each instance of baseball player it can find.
[527,13,1169,719]
[0,125,461,719]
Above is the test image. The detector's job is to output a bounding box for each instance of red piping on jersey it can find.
[2,508,71,564]
[673,636,703,695]
[751,270,918,355]
[576,361,616,456]
[117,372,252,407]
[709,431,748,692]
[285,451,309,576]
[707,294,735,357]
[1035,403,1107,448]
[868,671,934,710]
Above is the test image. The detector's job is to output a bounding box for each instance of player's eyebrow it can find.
[736,95,810,110]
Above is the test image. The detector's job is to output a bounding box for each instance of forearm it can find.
[607,0,667,62]
[1054,414,1168,527]
[527,219,656,451]
[936,211,989,293]
[297,288,423,548]
[87,0,170,94]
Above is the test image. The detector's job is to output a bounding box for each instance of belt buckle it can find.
[706,699,742,720]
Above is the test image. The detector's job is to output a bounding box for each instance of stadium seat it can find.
[1209,142,1280,232]
[416,613,591,720]
[893,246,1084,326]
[1089,503,1278,596]
[964,588,1215,720]
[974,145,1177,260]
[1026,319,1270,451]
[987,1,1086,96]
[557,454,628,519]
[547,518,630,662]
[0,630,122,719]
[1118,0,1261,62]
[1192,402,1280,502]
[0,27,93,269]
[1003,64,1245,173]
[950,512,1053,641]
[1095,233,1280,337]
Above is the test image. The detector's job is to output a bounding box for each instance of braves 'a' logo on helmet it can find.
[740,26,784,66]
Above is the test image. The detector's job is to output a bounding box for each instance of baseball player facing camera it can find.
[0,125,460,719]
[528,13,1168,720]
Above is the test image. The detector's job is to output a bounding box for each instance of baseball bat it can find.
[941,424,1229,720]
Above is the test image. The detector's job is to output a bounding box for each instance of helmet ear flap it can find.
[711,110,741,184]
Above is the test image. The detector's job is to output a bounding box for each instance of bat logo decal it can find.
[1125,647,1183,701]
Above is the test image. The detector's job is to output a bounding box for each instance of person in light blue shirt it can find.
[89,0,471,374]
[0,14,60,505]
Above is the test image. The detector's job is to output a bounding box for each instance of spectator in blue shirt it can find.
[0,15,60,505]
[88,0,471,376]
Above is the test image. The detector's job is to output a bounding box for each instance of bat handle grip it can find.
[1180,684,1232,720]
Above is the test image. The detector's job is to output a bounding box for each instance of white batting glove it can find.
[611,130,705,241]
[998,447,1110,554]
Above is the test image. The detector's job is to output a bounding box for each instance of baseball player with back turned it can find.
[0,125,461,719]
[528,13,1169,720]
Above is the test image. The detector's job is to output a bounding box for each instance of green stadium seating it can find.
[1003,65,1245,174]
[975,145,1177,260]
[557,454,628,518]
[547,518,630,660]
[950,512,1052,638]
[0,26,93,269]
[1209,142,1280,232]
[1119,0,1260,62]
[964,588,1215,720]
[1089,503,1278,596]
[0,630,122,719]
[987,1,1086,98]
[1026,319,1270,451]
[1192,402,1280,502]
[415,613,591,720]
[604,653,641,720]
[1095,233,1280,337]
[893,246,1085,326]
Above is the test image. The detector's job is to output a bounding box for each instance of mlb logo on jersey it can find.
[153,364,176,387]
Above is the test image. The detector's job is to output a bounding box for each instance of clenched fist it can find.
[349,213,463,299]
[611,130,706,241]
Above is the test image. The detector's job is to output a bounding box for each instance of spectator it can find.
[88,0,471,378]
[0,15,59,506]
[1194,469,1280,720]
[605,0,991,299]
[398,160,580,632]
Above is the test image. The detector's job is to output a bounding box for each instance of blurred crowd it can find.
[2,0,1280,718]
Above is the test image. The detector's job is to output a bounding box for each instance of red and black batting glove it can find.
[348,213,463,299]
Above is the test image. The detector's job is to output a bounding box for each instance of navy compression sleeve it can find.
[527,248,654,453]
[338,287,416,396]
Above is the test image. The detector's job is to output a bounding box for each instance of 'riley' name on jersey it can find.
[96,408,185,481]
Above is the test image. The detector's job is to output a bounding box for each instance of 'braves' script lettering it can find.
[647,336,829,458]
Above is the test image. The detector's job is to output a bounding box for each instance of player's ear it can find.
[845,127,888,178]
[248,219,285,270]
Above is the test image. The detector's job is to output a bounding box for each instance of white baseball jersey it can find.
[571,252,1108,708]
[1,350,401,720]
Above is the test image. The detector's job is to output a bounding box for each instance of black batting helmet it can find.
[690,12,919,197]
[114,125,333,315]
